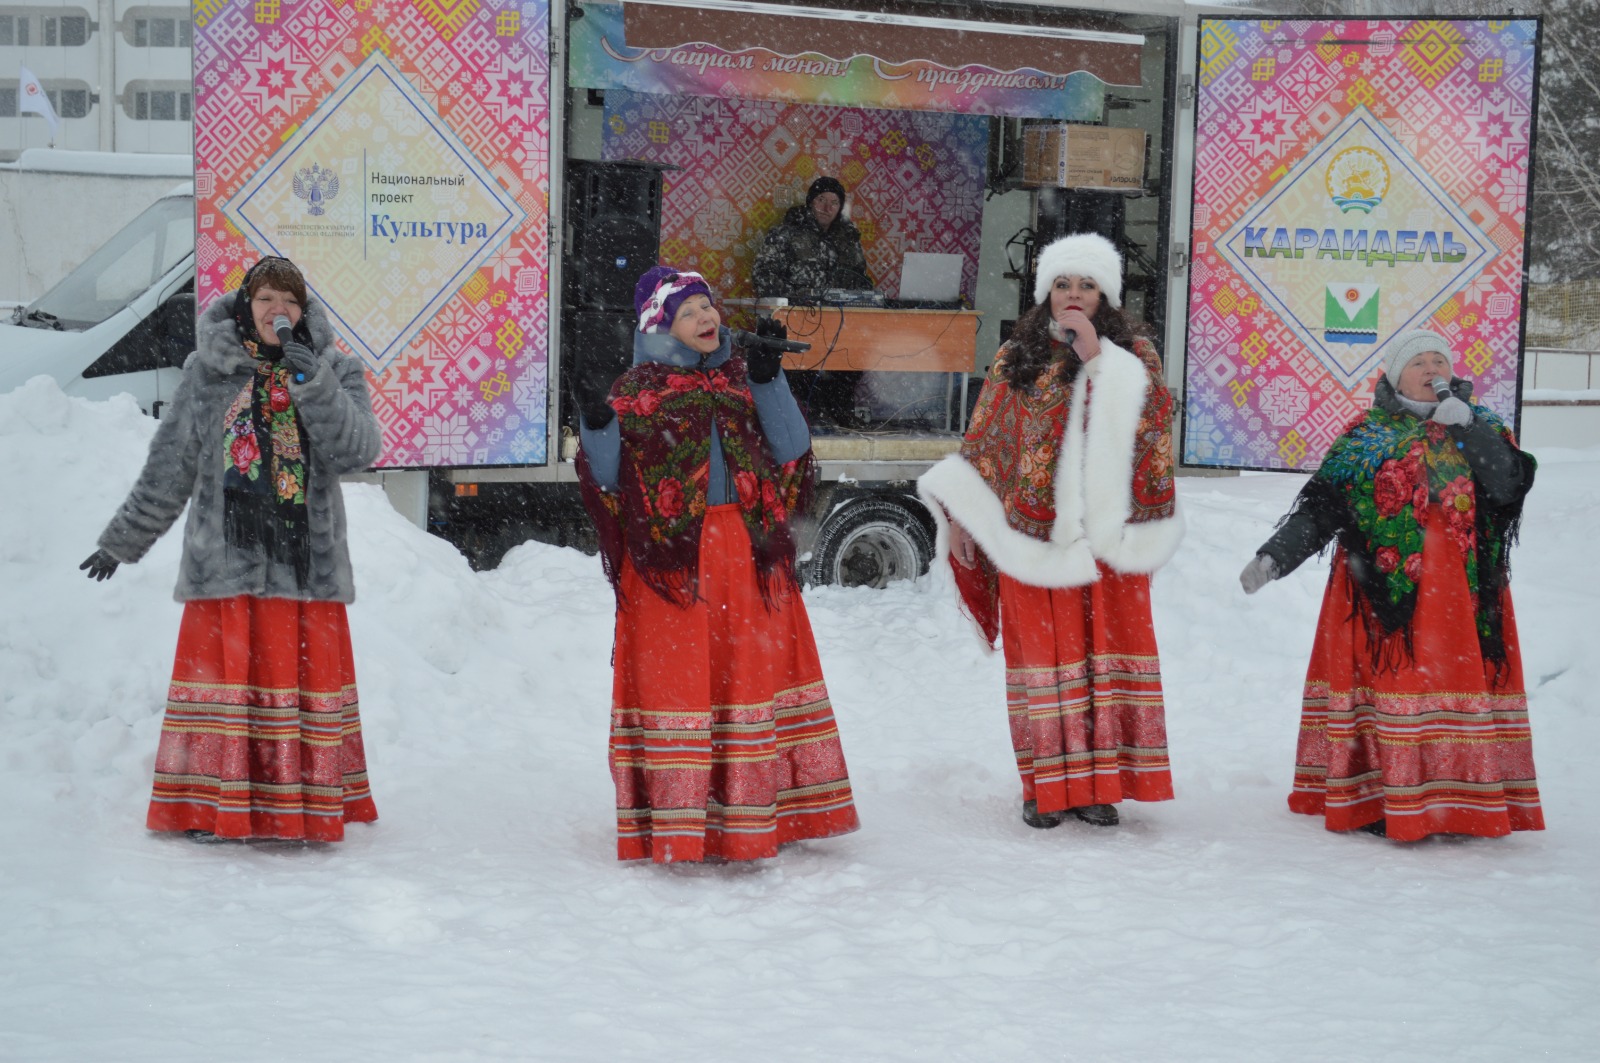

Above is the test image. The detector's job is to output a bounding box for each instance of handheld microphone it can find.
[1063,328,1078,349]
[272,315,294,347]
[1431,376,1452,400]
[731,328,811,354]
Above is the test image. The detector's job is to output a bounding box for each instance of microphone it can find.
[1431,376,1452,400]
[272,315,294,347]
[731,328,811,354]
[1063,328,1078,349]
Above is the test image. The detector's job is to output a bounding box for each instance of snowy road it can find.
[3,378,1596,1061]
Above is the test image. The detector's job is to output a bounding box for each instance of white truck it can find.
[3,2,1566,582]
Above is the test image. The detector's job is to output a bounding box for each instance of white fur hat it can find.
[1384,329,1453,388]
[1033,233,1123,308]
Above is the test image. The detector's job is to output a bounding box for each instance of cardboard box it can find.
[1021,124,1147,190]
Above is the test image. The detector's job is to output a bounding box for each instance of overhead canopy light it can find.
[620,0,1146,87]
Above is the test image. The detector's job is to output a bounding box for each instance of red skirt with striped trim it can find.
[609,505,859,863]
[998,566,1174,815]
[145,595,377,842]
[1290,521,1542,840]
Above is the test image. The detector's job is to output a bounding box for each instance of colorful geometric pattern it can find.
[601,89,989,307]
[1183,19,1538,471]
[224,51,528,376]
[194,0,551,468]
[569,1,1109,120]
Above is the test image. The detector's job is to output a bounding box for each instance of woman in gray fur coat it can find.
[80,256,383,842]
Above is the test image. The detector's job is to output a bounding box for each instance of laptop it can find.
[897,252,964,306]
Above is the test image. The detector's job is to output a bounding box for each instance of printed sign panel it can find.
[569,2,1108,121]
[1183,19,1539,471]
[193,0,552,468]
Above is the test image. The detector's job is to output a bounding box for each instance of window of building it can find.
[0,80,93,118]
[43,14,89,45]
[131,89,191,122]
[51,88,91,118]
[1,9,93,46]
[128,8,189,47]
[0,13,32,45]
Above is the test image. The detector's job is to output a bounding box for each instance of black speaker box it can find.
[564,160,668,311]
[1033,187,1126,246]
[560,308,636,427]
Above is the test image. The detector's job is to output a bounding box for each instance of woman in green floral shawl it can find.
[1239,329,1541,842]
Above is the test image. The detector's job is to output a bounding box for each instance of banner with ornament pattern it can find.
[193,0,551,468]
[1183,18,1538,471]
[599,88,989,307]
[568,2,1108,121]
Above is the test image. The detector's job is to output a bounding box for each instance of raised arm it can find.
[290,351,381,474]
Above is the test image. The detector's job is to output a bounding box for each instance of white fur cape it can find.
[917,339,1183,589]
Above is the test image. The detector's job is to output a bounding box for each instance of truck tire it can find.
[809,496,934,588]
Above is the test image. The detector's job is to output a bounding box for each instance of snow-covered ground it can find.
[3,376,1596,1061]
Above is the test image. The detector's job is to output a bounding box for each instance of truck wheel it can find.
[809,497,934,588]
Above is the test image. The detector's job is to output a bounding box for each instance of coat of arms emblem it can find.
[293,162,340,217]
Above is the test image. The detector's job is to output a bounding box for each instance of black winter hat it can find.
[806,176,848,207]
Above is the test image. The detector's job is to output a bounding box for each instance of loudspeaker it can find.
[561,308,636,428]
[1033,187,1125,246]
[565,160,667,311]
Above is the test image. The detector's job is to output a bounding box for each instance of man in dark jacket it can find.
[752,176,873,425]
[752,176,873,298]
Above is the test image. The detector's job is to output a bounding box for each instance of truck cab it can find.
[1,185,196,417]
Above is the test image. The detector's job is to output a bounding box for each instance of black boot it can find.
[1357,818,1388,837]
[1070,803,1120,827]
[1022,799,1066,829]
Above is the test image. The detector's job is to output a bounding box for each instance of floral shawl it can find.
[918,335,1180,645]
[1286,400,1531,671]
[960,335,1175,538]
[220,339,311,586]
[578,358,813,608]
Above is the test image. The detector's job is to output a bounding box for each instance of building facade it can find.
[1,0,192,156]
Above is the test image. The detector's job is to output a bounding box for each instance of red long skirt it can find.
[145,596,377,842]
[609,505,859,863]
[1290,522,1542,840]
[998,565,1174,815]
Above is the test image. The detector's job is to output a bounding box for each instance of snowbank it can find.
[1,377,1596,1060]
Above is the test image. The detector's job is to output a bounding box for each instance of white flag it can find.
[18,66,60,140]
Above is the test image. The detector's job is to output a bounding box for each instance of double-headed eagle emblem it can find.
[293,162,340,217]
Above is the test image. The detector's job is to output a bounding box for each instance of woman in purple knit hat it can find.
[573,265,859,864]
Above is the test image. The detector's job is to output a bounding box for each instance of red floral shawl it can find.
[578,358,813,607]
[948,336,1175,643]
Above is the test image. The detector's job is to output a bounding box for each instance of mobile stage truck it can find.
[16,2,1548,585]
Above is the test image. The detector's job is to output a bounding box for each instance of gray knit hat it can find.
[1385,329,1453,388]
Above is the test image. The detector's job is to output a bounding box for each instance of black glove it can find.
[281,341,320,381]
[79,549,120,581]
[571,358,620,430]
[746,317,787,385]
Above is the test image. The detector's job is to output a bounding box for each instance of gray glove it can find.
[1239,553,1278,595]
[79,548,120,581]
[281,341,320,382]
[1432,395,1473,427]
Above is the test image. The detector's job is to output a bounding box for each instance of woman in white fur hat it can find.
[1238,329,1541,841]
[918,233,1183,829]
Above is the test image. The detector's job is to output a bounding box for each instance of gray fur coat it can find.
[97,292,381,602]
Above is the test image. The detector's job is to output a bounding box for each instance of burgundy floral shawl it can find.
[578,358,813,608]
